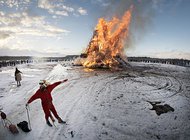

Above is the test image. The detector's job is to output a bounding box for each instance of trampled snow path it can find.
[0,62,190,140]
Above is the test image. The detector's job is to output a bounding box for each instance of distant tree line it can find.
[0,55,79,68]
[0,55,189,68]
[127,57,190,67]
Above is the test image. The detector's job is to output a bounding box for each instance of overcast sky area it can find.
[0,0,189,59]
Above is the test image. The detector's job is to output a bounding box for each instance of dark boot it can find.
[46,120,52,127]
[58,117,66,124]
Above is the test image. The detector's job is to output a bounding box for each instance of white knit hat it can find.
[39,80,50,86]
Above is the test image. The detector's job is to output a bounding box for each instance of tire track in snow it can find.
[113,70,184,101]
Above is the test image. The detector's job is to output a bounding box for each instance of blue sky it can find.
[130,0,190,59]
[0,0,189,59]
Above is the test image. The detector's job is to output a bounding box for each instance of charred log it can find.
[80,53,88,58]
[114,55,131,68]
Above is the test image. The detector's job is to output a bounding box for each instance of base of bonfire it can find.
[86,63,110,69]
[76,54,131,70]
[114,55,131,69]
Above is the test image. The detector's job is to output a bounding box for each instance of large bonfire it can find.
[81,6,133,69]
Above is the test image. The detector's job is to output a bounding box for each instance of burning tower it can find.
[80,6,133,69]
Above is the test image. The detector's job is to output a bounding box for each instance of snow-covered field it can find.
[0,62,190,140]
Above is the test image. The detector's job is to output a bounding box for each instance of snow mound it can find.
[46,64,68,83]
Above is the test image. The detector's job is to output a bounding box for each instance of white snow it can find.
[0,62,190,140]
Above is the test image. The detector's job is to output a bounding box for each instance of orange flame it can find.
[82,6,133,68]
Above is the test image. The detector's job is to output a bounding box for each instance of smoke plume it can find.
[102,0,156,50]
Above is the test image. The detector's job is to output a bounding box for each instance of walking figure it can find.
[15,68,22,87]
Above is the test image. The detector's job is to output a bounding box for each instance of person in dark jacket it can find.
[26,79,68,127]
[15,68,22,87]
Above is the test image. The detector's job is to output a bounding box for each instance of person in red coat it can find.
[26,79,68,127]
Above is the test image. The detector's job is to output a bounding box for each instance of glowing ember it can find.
[81,6,133,68]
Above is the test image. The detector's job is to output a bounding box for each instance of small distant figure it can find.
[15,67,22,87]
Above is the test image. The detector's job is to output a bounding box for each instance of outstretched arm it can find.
[48,79,68,92]
[27,90,40,104]
[48,81,62,91]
